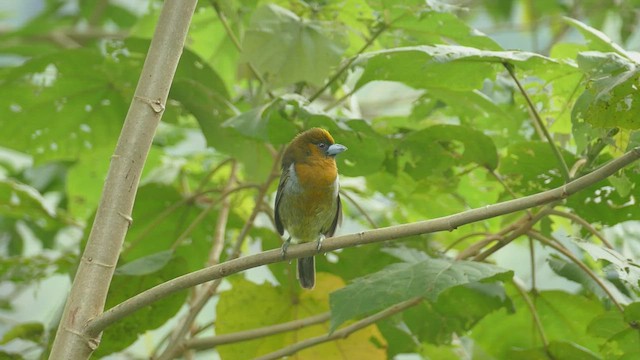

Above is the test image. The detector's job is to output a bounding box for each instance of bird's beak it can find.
[326,143,347,156]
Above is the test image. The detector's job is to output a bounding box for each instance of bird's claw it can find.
[281,237,291,260]
[316,235,325,253]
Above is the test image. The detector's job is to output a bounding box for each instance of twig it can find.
[186,313,330,351]
[254,297,422,360]
[528,231,624,313]
[340,189,377,228]
[503,62,571,182]
[157,163,239,360]
[49,2,199,359]
[511,279,549,354]
[548,209,614,249]
[86,147,640,334]
[308,23,388,102]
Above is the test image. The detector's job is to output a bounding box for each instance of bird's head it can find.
[283,128,347,165]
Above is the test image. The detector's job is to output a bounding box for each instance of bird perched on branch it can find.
[274,128,347,289]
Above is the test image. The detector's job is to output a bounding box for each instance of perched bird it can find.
[274,128,347,289]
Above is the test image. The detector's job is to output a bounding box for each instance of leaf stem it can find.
[503,62,571,182]
[308,23,387,102]
[512,278,549,352]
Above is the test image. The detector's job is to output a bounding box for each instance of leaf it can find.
[217,276,386,360]
[587,308,640,359]
[548,340,602,360]
[547,255,615,301]
[0,322,44,344]
[399,124,499,180]
[576,242,640,289]
[572,51,640,130]
[242,4,348,87]
[473,290,604,359]
[94,255,188,357]
[564,17,632,59]
[0,48,132,163]
[498,141,577,195]
[115,250,174,276]
[354,45,570,91]
[329,257,512,331]
[0,179,58,228]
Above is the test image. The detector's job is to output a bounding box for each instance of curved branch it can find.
[254,297,422,360]
[185,312,330,352]
[86,147,640,335]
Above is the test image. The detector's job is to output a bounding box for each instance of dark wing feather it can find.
[324,193,342,237]
[274,167,289,235]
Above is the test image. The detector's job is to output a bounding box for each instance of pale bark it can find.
[48,1,198,359]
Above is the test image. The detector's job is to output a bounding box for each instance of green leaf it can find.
[94,255,188,357]
[399,124,499,180]
[0,179,58,228]
[548,340,602,360]
[548,255,609,300]
[115,250,174,276]
[498,141,577,195]
[329,257,512,331]
[573,51,640,130]
[564,17,632,58]
[623,301,640,324]
[473,291,604,359]
[576,242,640,289]
[0,322,44,345]
[354,45,568,91]
[0,47,133,163]
[242,4,347,87]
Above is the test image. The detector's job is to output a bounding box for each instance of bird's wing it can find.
[325,193,342,238]
[274,166,289,235]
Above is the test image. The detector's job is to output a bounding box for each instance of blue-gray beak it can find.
[327,143,347,156]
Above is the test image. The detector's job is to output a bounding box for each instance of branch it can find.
[548,209,614,249]
[185,313,330,352]
[86,147,640,335]
[504,62,571,181]
[254,297,422,360]
[512,279,549,354]
[48,1,199,359]
[308,23,387,102]
[528,231,625,313]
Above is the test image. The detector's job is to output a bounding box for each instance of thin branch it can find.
[86,147,640,334]
[185,313,330,352]
[254,297,423,360]
[528,236,537,293]
[503,62,571,182]
[49,2,199,359]
[209,0,272,97]
[548,209,614,249]
[340,189,378,228]
[511,279,549,354]
[528,231,624,313]
[157,163,239,360]
[308,23,388,102]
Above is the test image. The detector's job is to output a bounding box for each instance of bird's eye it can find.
[318,143,326,149]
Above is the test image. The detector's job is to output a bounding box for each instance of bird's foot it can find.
[316,234,325,253]
[281,237,291,260]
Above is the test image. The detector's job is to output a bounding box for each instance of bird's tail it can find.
[297,257,315,289]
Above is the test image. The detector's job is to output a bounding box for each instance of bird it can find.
[274,128,347,289]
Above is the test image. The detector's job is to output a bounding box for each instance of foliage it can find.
[1,0,640,359]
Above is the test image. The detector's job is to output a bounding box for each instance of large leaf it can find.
[329,256,512,331]
[573,51,640,130]
[242,4,347,87]
[577,242,640,290]
[354,45,570,91]
[398,124,499,180]
[473,290,605,358]
[0,48,134,163]
[217,276,386,360]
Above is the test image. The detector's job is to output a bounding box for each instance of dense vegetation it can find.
[1,0,639,359]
